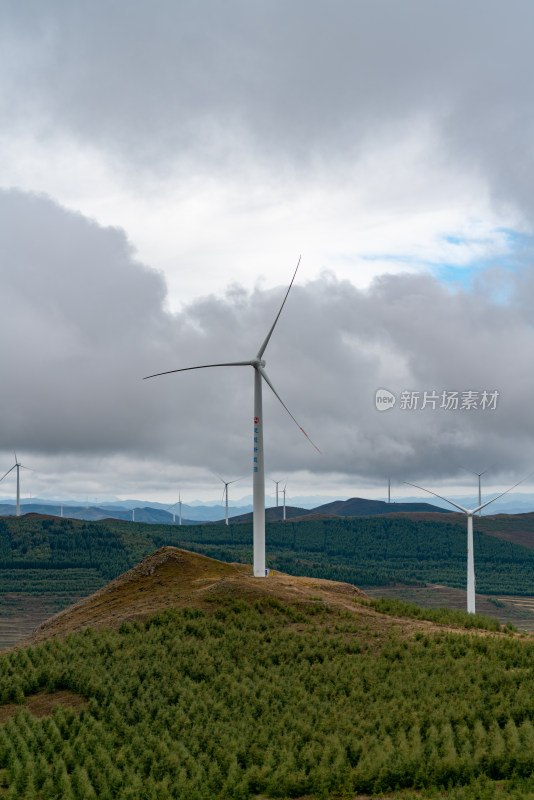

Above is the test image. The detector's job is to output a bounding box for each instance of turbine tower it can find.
[460,466,489,517]
[272,478,283,507]
[282,483,287,521]
[0,454,31,517]
[168,492,183,525]
[219,477,240,526]
[144,259,319,576]
[405,476,529,614]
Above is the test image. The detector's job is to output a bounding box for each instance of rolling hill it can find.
[1,547,534,798]
[218,496,450,522]
[0,512,534,618]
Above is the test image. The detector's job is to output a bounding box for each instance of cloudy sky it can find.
[1,0,534,504]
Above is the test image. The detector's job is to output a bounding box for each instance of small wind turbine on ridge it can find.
[0,453,32,517]
[144,257,320,576]
[405,474,530,614]
[168,492,182,525]
[272,478,283,508]
[460,466,491,517]
[218,476,241,526]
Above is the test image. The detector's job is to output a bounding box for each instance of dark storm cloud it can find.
[3,0,534,214]
[1,189,533,484]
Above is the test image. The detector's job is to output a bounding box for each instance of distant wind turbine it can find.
[272,478,283,507]
[219,476,241,526]
[460,466,490,517]
[282,483,287,521]
[144,258,320,576]
[405,475,530,614]
[0,453,31,517]
[168,493,183,525]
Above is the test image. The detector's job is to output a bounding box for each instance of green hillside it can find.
[1,514,534,613]
[1,591,534,799]
[182,516,534,595]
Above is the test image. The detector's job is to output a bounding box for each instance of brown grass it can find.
[20,546,521,650]
[0,690,87,724]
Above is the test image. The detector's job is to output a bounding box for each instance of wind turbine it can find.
[405,475,530,614]
[219,476,241,526]
[168,493,182,525]
[282,482,287,521]
[0,454,31,517]
[272,478,283,507]
[144,259,320,576]
[388,477,391,504]
[460,466,490,517]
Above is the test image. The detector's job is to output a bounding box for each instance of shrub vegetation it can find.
[0,599,534,797]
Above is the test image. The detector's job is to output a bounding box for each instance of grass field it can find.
[364,584,534,631]
[0,594,86,651]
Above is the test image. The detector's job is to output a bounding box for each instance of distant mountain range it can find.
[0,496,451,524]
[218,497,451,523]
[2,491,533,519]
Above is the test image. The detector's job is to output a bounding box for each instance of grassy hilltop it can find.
[0,548,533,799]
[1,512,534,645]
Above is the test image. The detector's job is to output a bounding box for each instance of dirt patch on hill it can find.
[0,690,87,723]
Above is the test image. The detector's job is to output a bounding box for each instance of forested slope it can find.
[1,513,534,612]
[0,572,533,799]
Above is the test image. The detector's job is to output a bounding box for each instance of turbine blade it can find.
[472,473,532,515]
[0,465,16,483]
[144,361,252,380]
[258,366,321,453]
[403,481,468,514]
[256,256,301,359]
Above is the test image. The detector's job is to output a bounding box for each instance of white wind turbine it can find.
[0,453,31,517]
[405,475,530,614]
[272,478,283,507]
[144,259,320,576]
[460,466,490,517]
[282,482,288,521]
[218,476,241,526]
[168,493,182,525]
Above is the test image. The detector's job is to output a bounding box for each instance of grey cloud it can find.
[1,188,533,487]
[3,0,534,210]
